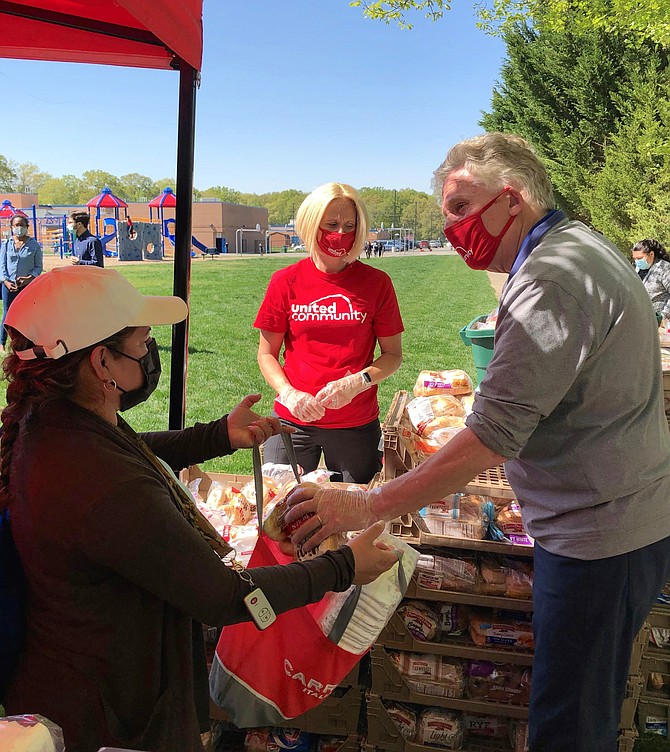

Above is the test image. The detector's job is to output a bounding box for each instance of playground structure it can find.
[0,187,273,261]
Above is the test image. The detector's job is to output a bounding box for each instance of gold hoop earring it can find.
[103,380,117,392]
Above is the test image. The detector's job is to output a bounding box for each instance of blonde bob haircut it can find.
[432,132,554,214]
[295,182,369,262]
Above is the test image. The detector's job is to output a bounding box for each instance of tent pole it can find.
[169,60,197,430]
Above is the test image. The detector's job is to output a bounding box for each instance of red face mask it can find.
[317,229,357,258]
[443,187,515,270]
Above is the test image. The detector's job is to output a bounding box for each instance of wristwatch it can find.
[362,371,373,385]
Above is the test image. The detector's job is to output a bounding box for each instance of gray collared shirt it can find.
[467,219,670,559]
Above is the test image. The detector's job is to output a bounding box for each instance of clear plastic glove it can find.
[346,520,399,585]
[283,487,379,551]
[279,385,325,422]
[226,393,294,449]
[316,372,370,410]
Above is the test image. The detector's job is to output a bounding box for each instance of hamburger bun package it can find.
[413,369,473,397]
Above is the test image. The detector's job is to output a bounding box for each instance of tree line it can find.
[0,161,447,242]
[3,0,670,251]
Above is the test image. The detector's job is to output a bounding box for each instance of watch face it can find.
[362,371,372,384]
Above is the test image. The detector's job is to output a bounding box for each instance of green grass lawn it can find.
[19,256,499,475]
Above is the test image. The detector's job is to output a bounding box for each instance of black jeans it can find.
[262,417,382,484]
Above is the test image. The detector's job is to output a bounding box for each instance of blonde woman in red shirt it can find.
[255,183,404,483]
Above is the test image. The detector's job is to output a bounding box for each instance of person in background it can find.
[285,133,670,752]
[0,214,43,352]
[632,238,670,325]
[255,182,403,484]
[69,210,104,267]
[126,214,136,240]
[1,265,396,752]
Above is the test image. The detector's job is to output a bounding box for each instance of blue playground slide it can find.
[162,218,202,257]
[190,235,208,254]
[101,217,118,257]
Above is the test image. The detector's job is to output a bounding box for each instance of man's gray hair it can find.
[432,132,554,213]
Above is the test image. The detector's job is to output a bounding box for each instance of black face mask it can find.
[109,338,162,411]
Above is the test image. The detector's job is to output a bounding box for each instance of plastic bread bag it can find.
[414,552,478,593]
[504,558,534,599]
[413,369,473,398]
[389,651,465,698]
[397,600,440,642]
[384,701,418,740]
[406,394,467,435]
[188,476,205,504]
[0,715,64,752]
[420,493,488,540]
[416,707,464,749]
[314,533,419,654]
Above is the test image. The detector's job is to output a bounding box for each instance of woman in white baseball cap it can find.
[0,266,396,752]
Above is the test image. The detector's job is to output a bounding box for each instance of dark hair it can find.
[69,211,90,228]
[0,328,132,511]
[10,215,28,228]
[633,239,670,262]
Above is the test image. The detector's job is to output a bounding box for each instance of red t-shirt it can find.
[254,258,404,428]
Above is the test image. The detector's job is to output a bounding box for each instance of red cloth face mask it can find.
[317,229,357,258]
[443,187,515,270]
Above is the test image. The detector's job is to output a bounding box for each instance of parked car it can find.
[419,240,430,250]
[429,240,441,249]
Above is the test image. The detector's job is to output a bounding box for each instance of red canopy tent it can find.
[0,0,203,428]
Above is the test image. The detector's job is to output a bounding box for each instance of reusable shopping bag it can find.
[209,535,396,727]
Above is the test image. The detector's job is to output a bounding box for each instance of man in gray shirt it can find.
[285,132,670,751]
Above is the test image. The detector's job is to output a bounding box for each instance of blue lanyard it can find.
[508,209,566,279]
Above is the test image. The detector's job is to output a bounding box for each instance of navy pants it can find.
[1,284,20,346]
[262,417,382,484]
[530,535,670,751]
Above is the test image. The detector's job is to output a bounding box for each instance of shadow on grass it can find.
[155,344,216,356]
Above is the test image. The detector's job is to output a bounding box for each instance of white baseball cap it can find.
[5,266,188,360]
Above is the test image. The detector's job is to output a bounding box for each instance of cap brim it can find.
[128,295,188,327]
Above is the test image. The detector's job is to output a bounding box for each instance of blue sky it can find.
[1,1,505,194]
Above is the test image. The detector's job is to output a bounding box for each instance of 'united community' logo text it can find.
[290,294,367,323]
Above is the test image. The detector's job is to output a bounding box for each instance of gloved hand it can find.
[283,487,380,551]
[316,371,371,410]
[279,385,325,423]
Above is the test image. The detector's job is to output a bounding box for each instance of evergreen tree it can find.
[480,22,659,221]
[583,59,670,250]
